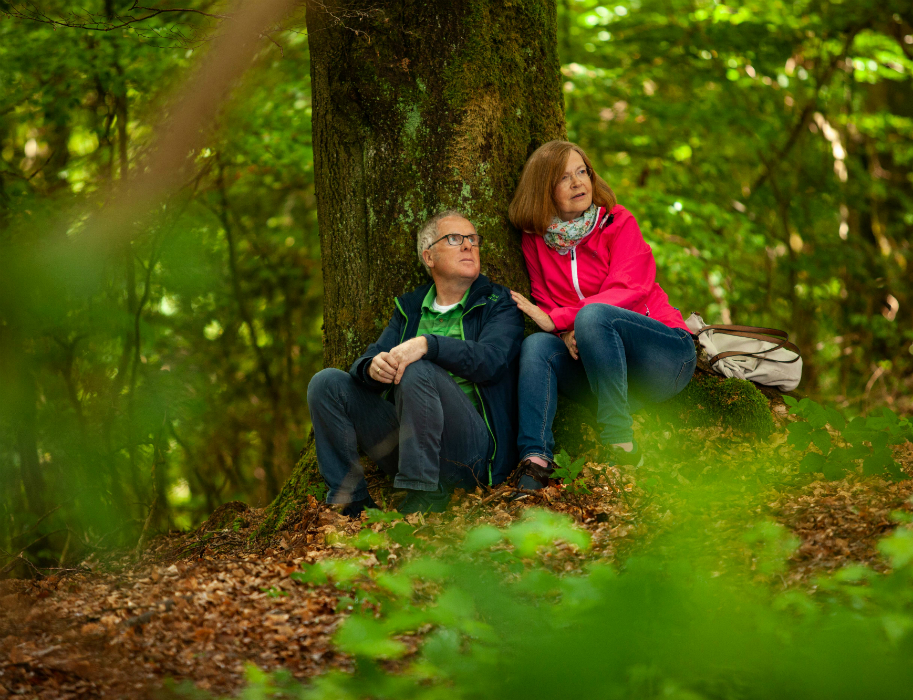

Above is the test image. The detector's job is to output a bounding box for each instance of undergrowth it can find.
[175,398,913,700]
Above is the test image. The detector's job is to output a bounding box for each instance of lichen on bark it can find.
[307,0,565,372]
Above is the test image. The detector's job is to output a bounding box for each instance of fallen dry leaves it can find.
[770,477,913,584]
[0,473,640,699]
[3,437,913,698]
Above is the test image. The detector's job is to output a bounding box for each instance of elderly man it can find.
[307,210,524,515]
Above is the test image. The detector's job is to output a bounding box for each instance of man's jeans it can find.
[517,303,696,462]
[307,360,492,504]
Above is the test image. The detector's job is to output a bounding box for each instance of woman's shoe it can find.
[510,458,554,498]
[597,441,644,468]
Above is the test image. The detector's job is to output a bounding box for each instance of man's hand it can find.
[561,330,579,360]
[389,336,429,384]
[369,352,398,384]
[510,290,556,333]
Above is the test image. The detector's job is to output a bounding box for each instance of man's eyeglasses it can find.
[427,233,484,249]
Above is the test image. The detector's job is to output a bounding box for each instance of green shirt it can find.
[416,285,479,409]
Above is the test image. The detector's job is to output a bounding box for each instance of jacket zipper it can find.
[460,302,496,486]
[382,299,410,400]
[570,248,585,301]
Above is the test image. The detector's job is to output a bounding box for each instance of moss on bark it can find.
[258,435,322,538]
[307,0,565,371]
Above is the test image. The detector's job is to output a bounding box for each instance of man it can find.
[307,210,524,516]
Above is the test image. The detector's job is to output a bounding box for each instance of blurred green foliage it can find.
[561,0,913,406]
[2,0,913,573]
[279,509,913,700]
[203,437,913,700]
[0,3,322,569]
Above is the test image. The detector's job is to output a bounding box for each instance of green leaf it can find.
[428,587,475,627]
[401,558,453,581]
[374,572,413,599]
[318,559,363,585]
[350,529,387,551]
[844,444,870,461]
[290,565,328,586]
[387,522,421,547]
[805,403,830,430]
[878,528,913,568]
[461,525,504,553]
[810,429,832,456]
[824,407,846,431]
[334,616,408,659]
[882,614,913,644]
[787,421,813,449]
[504,508,591,556]
[822,460,847,482]
[799,451,827,474]
[871,433,891,451]
[364,508,403,524]
[833,565,870,583]
[513,568,561,595]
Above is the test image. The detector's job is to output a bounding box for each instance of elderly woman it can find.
[508,140,696,492]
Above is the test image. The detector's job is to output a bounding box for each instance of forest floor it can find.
[3,434,913,699]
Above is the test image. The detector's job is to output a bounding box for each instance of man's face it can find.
[423,216,480,284]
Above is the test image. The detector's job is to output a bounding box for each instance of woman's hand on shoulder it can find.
[510,290,556,333]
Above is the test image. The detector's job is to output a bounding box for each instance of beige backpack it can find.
[684,313,803,392]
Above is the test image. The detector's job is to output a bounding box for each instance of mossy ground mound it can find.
[553,366,778,454]
[665,370,776,437]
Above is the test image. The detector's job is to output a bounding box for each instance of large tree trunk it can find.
[309,0,565,369]
[259,0,565,533]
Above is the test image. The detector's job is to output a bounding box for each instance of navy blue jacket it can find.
[349,274,524,486]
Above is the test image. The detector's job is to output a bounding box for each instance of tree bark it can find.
[259,0,565,535]
[307,0,565,370]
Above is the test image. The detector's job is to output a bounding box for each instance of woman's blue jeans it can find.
[517,303,696,462]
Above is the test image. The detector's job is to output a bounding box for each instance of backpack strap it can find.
[708,334,802,366]
[698,324,789,339]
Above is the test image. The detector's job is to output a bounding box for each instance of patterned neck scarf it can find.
[542,204,599,255]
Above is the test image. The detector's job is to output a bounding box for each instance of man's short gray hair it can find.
[416,209,470,275]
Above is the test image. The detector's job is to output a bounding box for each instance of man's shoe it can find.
[340,494,379,518]
[597,441,644,468]
[510,458,554,499]
[399,484,451,514]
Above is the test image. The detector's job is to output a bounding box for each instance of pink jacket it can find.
[521,204,689,334]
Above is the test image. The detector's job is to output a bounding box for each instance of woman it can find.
[508,140,696,491]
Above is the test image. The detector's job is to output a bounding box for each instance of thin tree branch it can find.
[750,27,864,195]
[3,2,229,32]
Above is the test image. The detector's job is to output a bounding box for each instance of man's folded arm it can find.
[348,311,405,390]
[425,299,524,385]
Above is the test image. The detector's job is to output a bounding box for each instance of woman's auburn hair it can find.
[508,140,617,235]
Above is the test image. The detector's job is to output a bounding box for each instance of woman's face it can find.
[552,150,593,221]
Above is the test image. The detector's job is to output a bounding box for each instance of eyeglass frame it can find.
[426,233,485,250]
[557,165,592,189]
